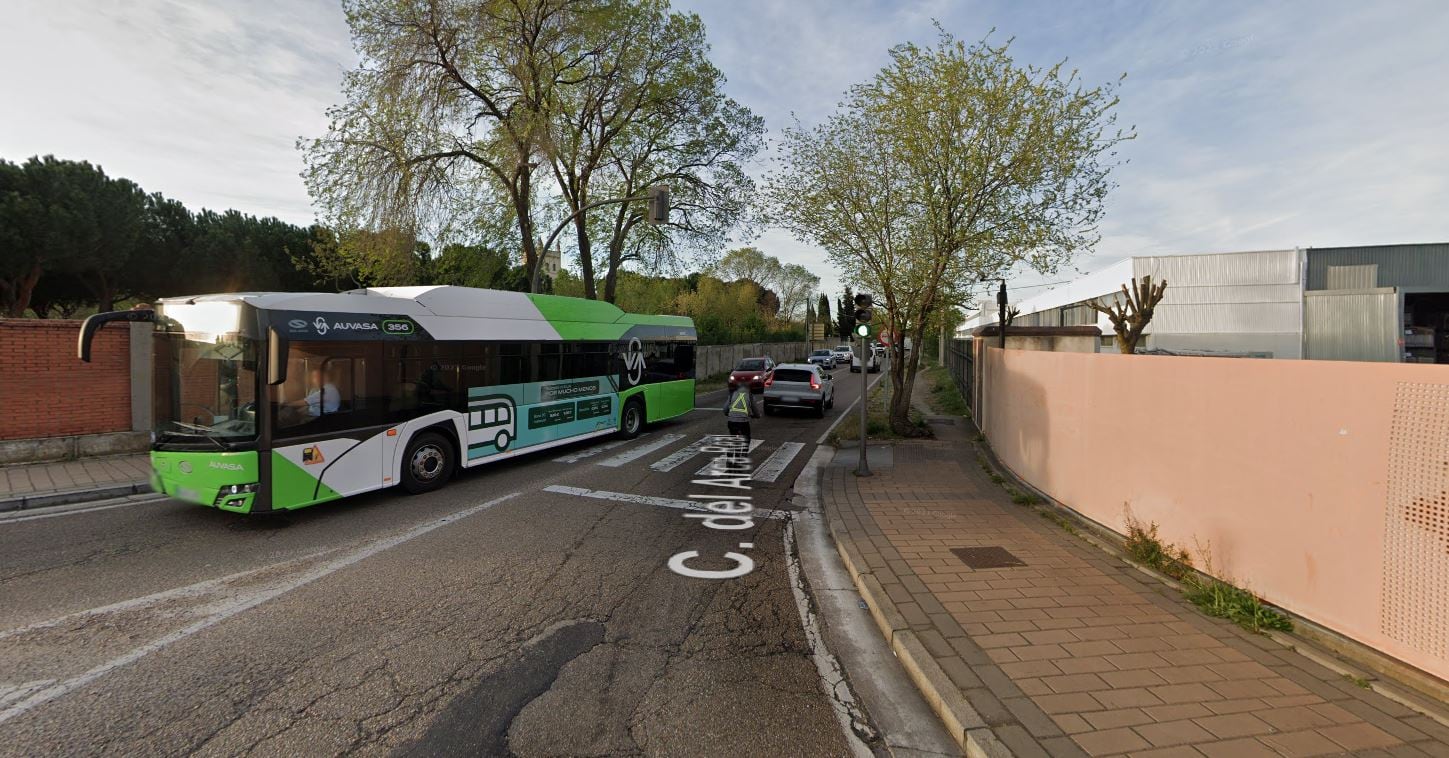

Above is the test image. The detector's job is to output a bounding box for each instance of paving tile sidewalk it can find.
[824,423,1449,755]
[0,453,152,504]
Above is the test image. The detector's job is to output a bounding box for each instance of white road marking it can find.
[786,448,876,756]
[751,442,806,482]
[691,440,764,476]
[552,436,634,464]
[543,485,786,520]
[596,433,685,468]
[784,523,875,757]
[0,549,336,641]
[0,491,522,726]
[648,435,719,472]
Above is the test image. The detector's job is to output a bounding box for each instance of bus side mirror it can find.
[268,327,288,385]
[78,309,153,362]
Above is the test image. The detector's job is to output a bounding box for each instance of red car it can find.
[728,357,775,393]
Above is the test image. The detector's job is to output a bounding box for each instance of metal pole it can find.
[854,333,871,477]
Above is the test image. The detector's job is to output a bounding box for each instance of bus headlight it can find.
[213,483,259,505]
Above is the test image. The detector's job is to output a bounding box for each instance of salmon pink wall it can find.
[980,346,1449,681]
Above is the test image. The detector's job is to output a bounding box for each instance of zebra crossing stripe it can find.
[597,433,686,468]
[553,437,634,464]
[692,440,765,476]
[649,435,720,472]
[543,485,787,519]
[750,442,805,482]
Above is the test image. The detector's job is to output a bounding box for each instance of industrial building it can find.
[963,243,1449,363]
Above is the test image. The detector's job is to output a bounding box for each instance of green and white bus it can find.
[78,286,696,514]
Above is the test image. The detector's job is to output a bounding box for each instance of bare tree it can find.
[1088,275,1168,353]
[301,0,598,292]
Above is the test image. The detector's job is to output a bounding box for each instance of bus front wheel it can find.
[620,398,645,439]
[402,432,455,495]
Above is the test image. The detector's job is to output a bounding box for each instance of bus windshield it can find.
[153,333,259,448]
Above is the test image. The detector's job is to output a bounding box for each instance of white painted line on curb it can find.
[551,436,634,464]
[0,494,167,525]
[0,491,522,726]
[596,433,685,468]
[691,440,764,476]
[543,484,787,519]
[751,441,806,482]
[816,372,886,445]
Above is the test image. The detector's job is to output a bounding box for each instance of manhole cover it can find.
[951,546,1026,569]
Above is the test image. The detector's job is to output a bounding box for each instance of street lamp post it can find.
[982,277,1008,349]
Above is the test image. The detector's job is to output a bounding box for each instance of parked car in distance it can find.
[871,343,885,357]
[807,349,836,368]
[850,349,880,373]
[763,364,834,417]
[728,356,774,393]
[830,345,854,365]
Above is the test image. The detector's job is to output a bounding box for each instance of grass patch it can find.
[1342,674,1373,689]
[1123,518,1195,582]
[827,376,927,444]
[920,363,970,417]
[1184,576,1293,633]
[1039,510,1078,535]
[694,371,730,396]
[1007,488,1041,506]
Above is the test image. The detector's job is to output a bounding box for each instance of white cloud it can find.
[3,0,1446,307]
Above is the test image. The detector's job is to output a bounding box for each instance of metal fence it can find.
[944,338,974,414]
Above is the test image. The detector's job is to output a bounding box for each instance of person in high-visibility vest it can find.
[722,385,760,444]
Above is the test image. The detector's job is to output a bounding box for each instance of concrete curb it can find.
[0,481,152,513]
[826,505,1012,757]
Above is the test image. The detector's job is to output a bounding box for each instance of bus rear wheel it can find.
[402,432,455,494]
[620,398,645,439]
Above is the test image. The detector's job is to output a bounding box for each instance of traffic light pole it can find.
[855,331,871,477]
[851,292,875,477]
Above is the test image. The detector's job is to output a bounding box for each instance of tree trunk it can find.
[515,167,541,294]
[574,212,597,300]
[887,324,929,436]
[2,261,43,317]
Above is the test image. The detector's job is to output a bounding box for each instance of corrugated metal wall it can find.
[1133,249,1305,358]
[1307,244,1449,291]
[1304,289,1400,362]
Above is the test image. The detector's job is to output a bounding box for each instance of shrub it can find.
[1123,518,1194,581]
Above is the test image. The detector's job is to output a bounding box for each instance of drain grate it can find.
[952,546,1026,569]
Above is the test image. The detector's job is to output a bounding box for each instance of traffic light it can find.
[646,185,670,225]
[853,292,873,324]
[854,323,870,337]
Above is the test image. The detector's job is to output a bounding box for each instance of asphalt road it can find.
[0,368,877,757]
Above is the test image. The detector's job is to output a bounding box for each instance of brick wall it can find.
[0,319,133,440]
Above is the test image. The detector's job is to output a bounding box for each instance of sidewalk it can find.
[823,395,1449,755]
[0,453,152,510]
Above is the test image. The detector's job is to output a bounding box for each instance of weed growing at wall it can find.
[1183,576,1293,633]
[1122,516,1194,582]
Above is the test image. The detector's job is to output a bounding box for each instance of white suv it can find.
[830,345,854,365]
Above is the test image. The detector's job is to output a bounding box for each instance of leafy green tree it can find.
[817,292,832,336]
[769,30,1130,432]
[836,285,856,342]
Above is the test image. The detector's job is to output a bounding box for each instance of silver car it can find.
[763,363,834,417]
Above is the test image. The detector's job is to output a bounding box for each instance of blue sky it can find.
[3,0,1447,307]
